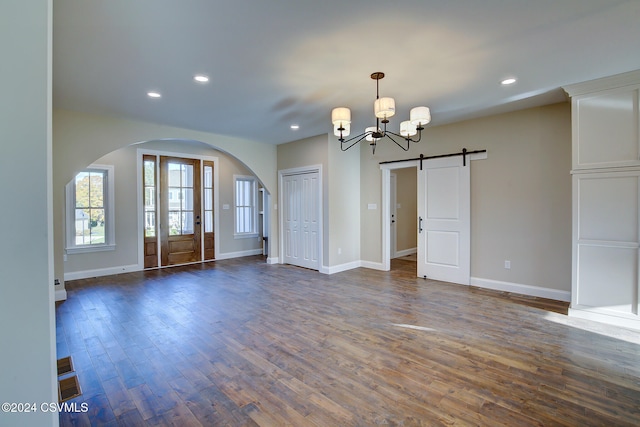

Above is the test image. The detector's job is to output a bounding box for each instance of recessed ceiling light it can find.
[290,124,300,130]
[501,78,517,85]
[194,74,209,83]
[147,91,162,98]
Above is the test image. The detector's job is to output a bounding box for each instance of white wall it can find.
[565,70,640,329]
[0,1,58,426]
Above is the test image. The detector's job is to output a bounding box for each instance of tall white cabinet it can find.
[565,70,640,330]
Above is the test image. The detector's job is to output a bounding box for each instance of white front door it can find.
[283,171,320,270]
[417,157,470,284]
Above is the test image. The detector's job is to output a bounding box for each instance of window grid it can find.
[74,170,106,246]
[143,158,157,237]
[204,165,214,233]
[235,177,257,235]
[168,163,195,236]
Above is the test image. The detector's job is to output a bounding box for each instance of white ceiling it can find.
[53,0,640,145]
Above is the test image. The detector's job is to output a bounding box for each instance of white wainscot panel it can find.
[576,244,637,314]
[427,231,459,267]
[427,167,459,219]
[576,89,639,168]
[578,175,639,242]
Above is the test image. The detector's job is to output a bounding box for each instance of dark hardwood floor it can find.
[57,256,640,426]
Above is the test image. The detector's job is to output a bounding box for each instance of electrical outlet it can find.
[504,260,511,270]
[338,248,342,255]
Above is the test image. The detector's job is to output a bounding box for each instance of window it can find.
[204,164,214,233]
[66,165,115,253]
[234,175,258,237]
[167,162,195,236]
[143,157,156,238]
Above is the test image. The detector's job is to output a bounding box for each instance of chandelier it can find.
[331,72,431,154]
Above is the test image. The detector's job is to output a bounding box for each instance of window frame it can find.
[65,164,116,254]
[233,175,259,238]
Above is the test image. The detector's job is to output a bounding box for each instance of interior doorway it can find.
[381,151,486,282]
[389,168,418,267]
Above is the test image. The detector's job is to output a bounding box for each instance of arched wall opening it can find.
[53,109,278,297]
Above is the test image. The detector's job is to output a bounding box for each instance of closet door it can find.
[283,172,320,270]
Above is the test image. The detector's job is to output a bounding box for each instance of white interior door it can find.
[417,157,470,284]
[283,171,320,270]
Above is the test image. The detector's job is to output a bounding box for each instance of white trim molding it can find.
[215,248,264,260]
[65,164,116,254]
[321,261,361,275]
[359,260,387,271]
[64,264,141,282]
[64,249,266,281]
[471,277,571,302]
[394,247,417,258]
[563,69,640,98]
[55,288,67,302]
[568,306,640,331]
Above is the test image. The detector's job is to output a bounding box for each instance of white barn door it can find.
[417,157,470,285]
[282,171,320,270]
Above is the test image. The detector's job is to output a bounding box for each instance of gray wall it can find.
[277,134,361,270]
[360,103,572,292]
[0,1,58,426]
[63,140,263,278]
[53,109,277,288]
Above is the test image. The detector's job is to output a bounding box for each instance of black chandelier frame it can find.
[336,72,425,154]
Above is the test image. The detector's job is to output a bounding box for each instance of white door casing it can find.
[390,173,398,259]
[280,168,321,270]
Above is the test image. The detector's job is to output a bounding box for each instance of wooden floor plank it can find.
[57,256,640,426]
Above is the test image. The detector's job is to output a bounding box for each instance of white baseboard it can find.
[63,249,264,282]
[266,257,279,264]
[64,264,142,281]
[359,260,387,271]
[321,260,361,275]
[215,248,264,260]
[569,306,640,331]
[55,288,67,302]
[470,277,571,302]
[394,247,417,258]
